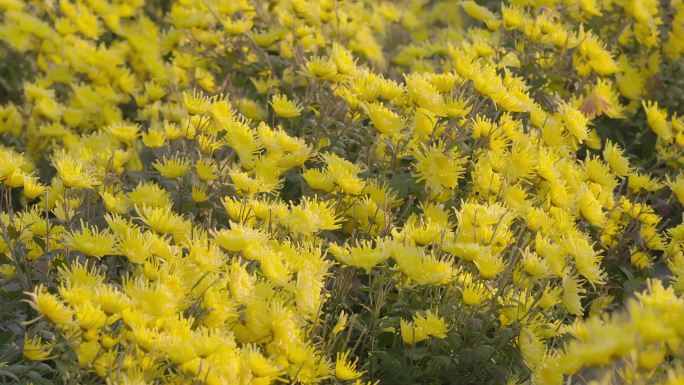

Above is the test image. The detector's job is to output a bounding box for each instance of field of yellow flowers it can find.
[0,0,683,384]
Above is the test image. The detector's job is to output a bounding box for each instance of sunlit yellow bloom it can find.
[22,174,46,200]
[334,240,390,273]
[183,89,211,115]
[142,127,166,148]
[366,102,404,138]
[643,100,674,142]
[603,140,631,177]
[335,350,364,381]
[23,335,52,361]
[474,252,505,279]
[270,94,302,118]
[462,1,501,30]
[101,191,128,214]
[52,150,99,189]
[129,182,172,208]
[282,197,341,235]
[191,184,209,203]
[332,311,349,337]
[413,310,448,339]
[306,56,337,80]
[64,222,118,258]
[136,205,187,241]
[105,122,140,143]
[153,154,191,179]
[74,302,107,331]
[413,142,466,194]
[400,318,428,345]
[28,285,73,326]
[245,344,283,377]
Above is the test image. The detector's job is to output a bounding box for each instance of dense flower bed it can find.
[0,0,683,384]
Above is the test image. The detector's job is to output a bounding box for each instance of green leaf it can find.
[474,345,495,361]
[388,173,416,199]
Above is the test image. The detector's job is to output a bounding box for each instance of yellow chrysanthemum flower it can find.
[270,94,302,118]
[51,150,100,189]
[153,154,191,179]
[64,222,118,258]
[335,350,364,381]
[23,335,52,361]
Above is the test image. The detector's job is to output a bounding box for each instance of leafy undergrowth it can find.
[0,1,683,384]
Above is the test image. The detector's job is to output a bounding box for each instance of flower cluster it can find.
[0,1,683,385]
